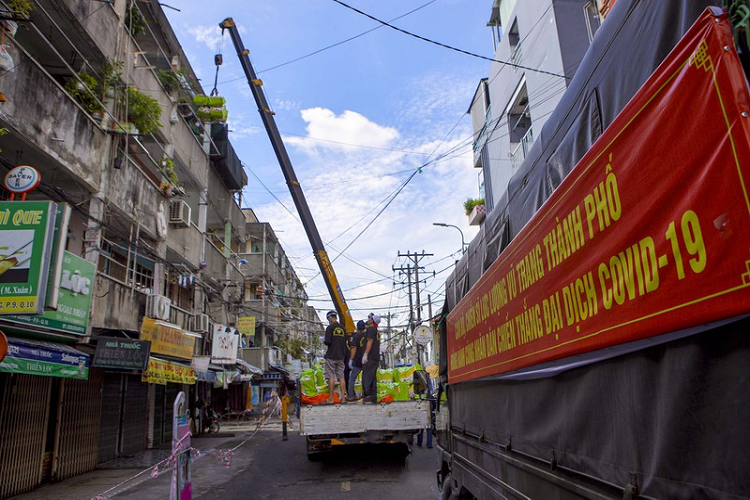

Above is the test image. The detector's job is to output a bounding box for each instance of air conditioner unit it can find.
[193,313,210,333]
[146,294,171,320]
[169,200,191,227]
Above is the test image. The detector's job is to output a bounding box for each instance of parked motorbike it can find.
[197,399,220,434]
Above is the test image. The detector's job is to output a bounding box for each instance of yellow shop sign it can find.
[142,357,196,385]
[139,317,195,360]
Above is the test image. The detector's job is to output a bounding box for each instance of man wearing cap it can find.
[323,310,348,404]
[361,313,381,404]
[346,320,367,401]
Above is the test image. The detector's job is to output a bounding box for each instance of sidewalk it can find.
[10,420,281,500]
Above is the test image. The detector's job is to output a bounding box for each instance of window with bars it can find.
[98,237,155,291]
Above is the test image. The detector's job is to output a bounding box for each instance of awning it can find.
[0,336,89,380]
[236,359,263,375]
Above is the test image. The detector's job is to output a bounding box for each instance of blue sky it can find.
[165,1,492,325]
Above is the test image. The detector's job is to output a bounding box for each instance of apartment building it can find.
[0,0,254,495]
[469,0,614,218]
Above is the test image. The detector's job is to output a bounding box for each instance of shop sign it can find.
[4,166,41,195]
[210,324,238,364]
[92,337,151,371]
[237,316,255,338]
[0,337,89,380]
[140,317,195,360]
[447,12,750,383]
[0,201,56,315]
[4,251,95,335]
[142,357,196,385]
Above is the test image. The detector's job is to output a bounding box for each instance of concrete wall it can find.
[91,278,145,331]
[166,221,203,267]
[0,42,108,193]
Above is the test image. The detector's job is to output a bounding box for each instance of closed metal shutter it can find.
[0,374,52,498]
[151,384,179,448]
[54,370,103,480]
[120,375,148,456]
[98,372,122,463]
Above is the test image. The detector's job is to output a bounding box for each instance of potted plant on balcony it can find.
[125,3,147,37]
[4,0,34,38]
[101,58,123,102]
[159,155,184,197]
[156,69,180,94]
[123,86,161,135]
[64,72,104,117]
[464,197,486,226]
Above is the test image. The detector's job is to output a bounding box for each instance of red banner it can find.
[447,10,750,383]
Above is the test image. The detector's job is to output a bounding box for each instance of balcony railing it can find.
[509,128,534,172]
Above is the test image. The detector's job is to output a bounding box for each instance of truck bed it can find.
[299,400,429,436]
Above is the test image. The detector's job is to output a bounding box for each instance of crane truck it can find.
[219,18,430,460]
[435,1,750,499]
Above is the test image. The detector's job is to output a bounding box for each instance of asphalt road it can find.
[198,426,442,500]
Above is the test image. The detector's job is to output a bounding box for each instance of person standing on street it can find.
[361,313,381,404]
[323,310,347,404]
[346,320,367,401]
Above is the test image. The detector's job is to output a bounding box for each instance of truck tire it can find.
[441,473,455,500]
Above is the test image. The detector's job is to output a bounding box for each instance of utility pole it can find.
[427,294,433,365]
[394,251,433,365]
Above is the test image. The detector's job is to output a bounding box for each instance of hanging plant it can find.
[124,86,161,134]
[64,72,103,114]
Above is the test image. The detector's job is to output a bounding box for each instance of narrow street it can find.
[196,424,440,500]
[12,420,440,500]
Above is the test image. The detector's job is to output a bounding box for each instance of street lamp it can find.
[433,222,468,254]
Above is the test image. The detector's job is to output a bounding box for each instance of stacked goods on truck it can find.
[436,1,750,499]
[299,363,423,404]
[298,363,431,460]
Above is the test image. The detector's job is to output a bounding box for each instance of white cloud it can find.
[251,104,479,316]
[187,25,224,51]
[274,99,302,112]
[284,108,400,154]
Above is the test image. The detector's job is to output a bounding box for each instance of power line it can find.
[329,0,568,79]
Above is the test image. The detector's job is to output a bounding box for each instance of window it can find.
[584,1,602,42]
[508,19,522,69]
[507,82,532,171]
[98,237,154,291]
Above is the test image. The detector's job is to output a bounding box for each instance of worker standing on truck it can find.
[346,320,367,401]
[361,313,381,404]
[324,310,348,404]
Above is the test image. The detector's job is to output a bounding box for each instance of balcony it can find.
[239,252,286,285]
[166,221,203,270]
[92,236,156,331]
[210,123,244,190]
[509,128,534,172]
[0,42,108,192]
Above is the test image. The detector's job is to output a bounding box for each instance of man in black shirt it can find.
[323,310,347,404]
[361,312,381,404]
[346,320,367,401]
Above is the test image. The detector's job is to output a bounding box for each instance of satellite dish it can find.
[413,325,433,346]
